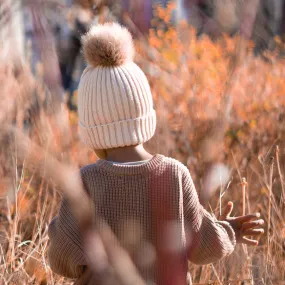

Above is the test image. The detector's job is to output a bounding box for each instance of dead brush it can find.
[0,59,53,284]
[0,60,146,284]
[1,2,285,285]
[136,4,285,284]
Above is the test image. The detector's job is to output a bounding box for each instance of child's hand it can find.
[220,201,264,245]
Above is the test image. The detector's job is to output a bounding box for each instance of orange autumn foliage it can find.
[137,4,285,170]
[1,3,285,284]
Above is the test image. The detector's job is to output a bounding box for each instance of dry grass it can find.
[1,3,285,285]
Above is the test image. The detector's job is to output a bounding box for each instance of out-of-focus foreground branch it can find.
[2,125,146,285]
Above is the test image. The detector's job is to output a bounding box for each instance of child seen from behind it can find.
[48,23,264,285]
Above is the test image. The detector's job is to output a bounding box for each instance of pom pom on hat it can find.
[82,22,135,67]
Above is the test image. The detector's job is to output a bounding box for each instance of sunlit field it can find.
[1,3,285,285]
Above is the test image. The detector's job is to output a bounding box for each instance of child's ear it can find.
[94,149,107,159]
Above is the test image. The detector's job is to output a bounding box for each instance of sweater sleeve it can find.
[181,165,236,265]
[48,197,87,278]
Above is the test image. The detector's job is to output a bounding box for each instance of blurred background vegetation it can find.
[1,0,285,284]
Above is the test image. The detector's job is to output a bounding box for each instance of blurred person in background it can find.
[48,23,264,285]
[57,0,119,110]
[57,0,97,110]
[57,0,120,110]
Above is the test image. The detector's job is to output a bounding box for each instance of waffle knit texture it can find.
[78,58,156,151]
[48,155,236,284]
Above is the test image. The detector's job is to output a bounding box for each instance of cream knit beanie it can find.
[78,23,156,151]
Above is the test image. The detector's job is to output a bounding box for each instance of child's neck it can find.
[105,145,153,163]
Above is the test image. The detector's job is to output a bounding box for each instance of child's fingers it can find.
[235,213,261,223]
[241,219,264,230]
[240,237,259,246]
[242,228,264,236]
[223,201,234,218]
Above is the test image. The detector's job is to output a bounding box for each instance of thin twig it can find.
[275,145,285,204]
[266,158,274,280]
[241,177,248,216]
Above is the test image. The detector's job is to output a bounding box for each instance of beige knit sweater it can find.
[48,155,236,284]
